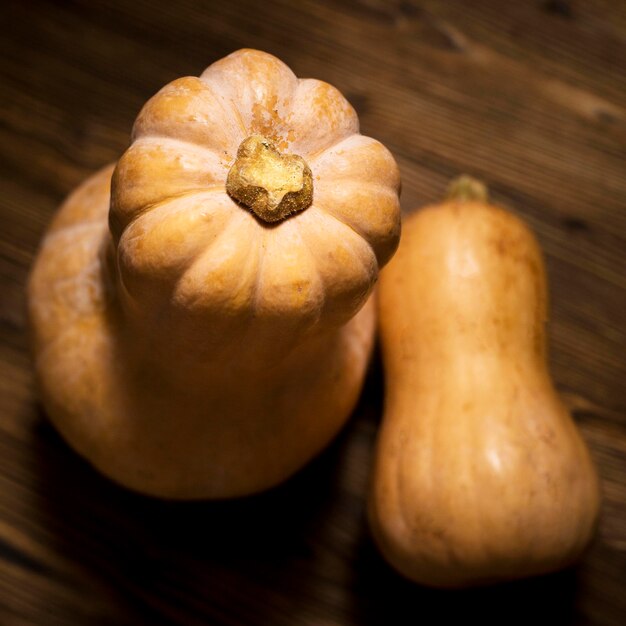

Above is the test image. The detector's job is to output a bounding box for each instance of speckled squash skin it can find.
[368,185,600,587]
[28,49,401,499]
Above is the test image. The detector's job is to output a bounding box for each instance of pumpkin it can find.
[368,177,600,587]
[27,49,401,499]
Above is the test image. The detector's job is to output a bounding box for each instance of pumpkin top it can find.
[109,49,401,333]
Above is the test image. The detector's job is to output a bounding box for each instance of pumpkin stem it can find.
[446,175,489,203]
[226,135,313,223]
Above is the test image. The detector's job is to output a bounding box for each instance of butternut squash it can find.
[368,176,600,587]
[27,49,401,499]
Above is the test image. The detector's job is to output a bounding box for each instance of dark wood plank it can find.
[0,0,624,624]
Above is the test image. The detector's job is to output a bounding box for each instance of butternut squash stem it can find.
[446,175,489,203]
[226,134,313,223]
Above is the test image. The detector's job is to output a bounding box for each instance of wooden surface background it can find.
[1,0,625,624]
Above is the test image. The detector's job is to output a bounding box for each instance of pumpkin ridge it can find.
[306,133,373,166]
[199,49,299,144]
[120,186,225,236]
[132,76,244,150]
[311,135,400,188]
[226,97,249,138]
[266,221,326,330]
[313,182,400,265]
[138,134,236,164]
[294,221,326,323]
[298,206,378,315]
[215,229,267,368]
[196,71,248,139]
[172,208,257,312]
[310,200,377,265]
[251,226,266,314]
[316,180,397,210]
[116,189,232,268]
[110,137,230,240]
[115,189,235,313]
[253,219,326,324]
[286,78,359,158]
[304,132,358,163]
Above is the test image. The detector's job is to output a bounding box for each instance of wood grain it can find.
[1,0,625,624]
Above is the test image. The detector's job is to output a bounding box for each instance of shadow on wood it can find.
[27,349,582,625]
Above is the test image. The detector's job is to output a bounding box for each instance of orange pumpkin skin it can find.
[28,49,401,499]
[368,182,599,587]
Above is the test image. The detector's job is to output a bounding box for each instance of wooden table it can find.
[1,1,624,624]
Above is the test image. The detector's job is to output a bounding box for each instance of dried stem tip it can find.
[226,135,313,223]
[446,175,489,203]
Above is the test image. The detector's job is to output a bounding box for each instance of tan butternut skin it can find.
[369,180,600,587]
[27,50,401,499]
[29,166,377,498]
